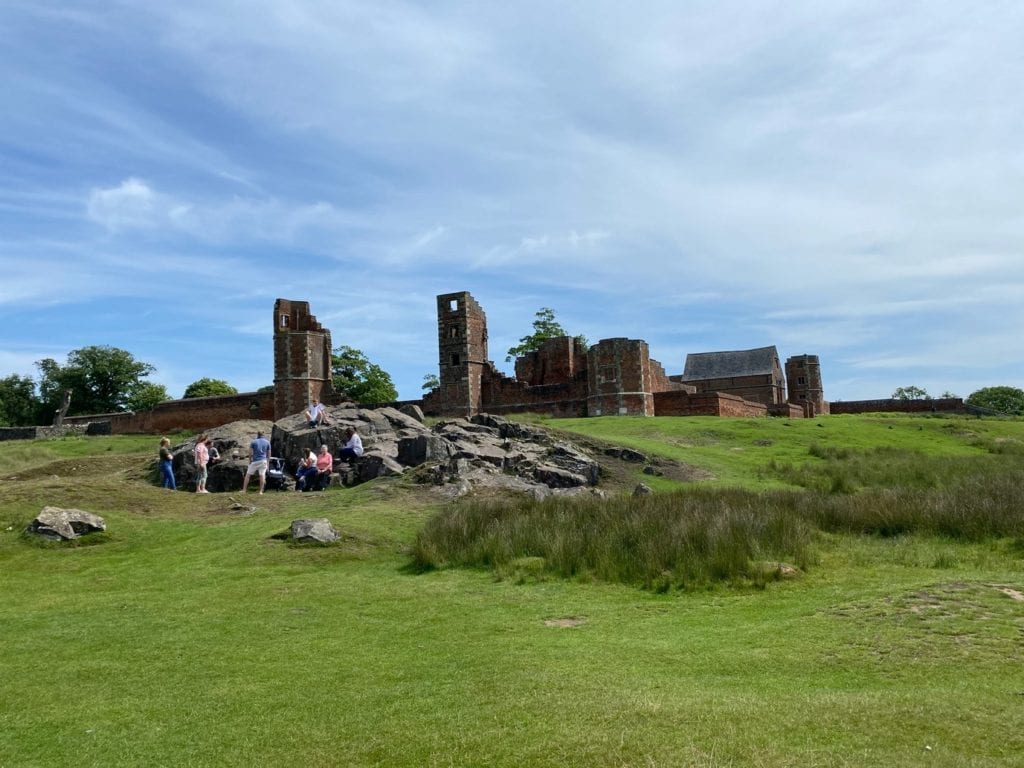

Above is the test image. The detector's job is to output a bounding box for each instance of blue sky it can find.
[2,1,1022,403]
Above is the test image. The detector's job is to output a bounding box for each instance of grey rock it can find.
[633,483,653,496]
[604,446,647,463]
[397,434,453,466]
[354,452,405,482]
[399,403,426,423]
[290,518,339,543]
[27,506,106,540]
[534,464,588,488]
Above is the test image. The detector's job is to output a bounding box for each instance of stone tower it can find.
[273,299,335,420]
[435,292,488,417]
[586,338,657,416]
[785,354,825,416]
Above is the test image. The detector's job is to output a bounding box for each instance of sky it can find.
[2,1,1022,404]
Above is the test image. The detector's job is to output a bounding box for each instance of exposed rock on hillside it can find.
[26,506,106,540]
[170,419,274,493]
[168,409,611,497]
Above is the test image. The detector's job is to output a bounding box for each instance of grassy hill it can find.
[2,414,1023,767]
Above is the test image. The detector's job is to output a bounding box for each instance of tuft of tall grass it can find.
[803,469,1024,540]
[412,489,816,590]
[413,468,1024,589]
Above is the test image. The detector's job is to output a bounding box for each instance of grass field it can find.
[2,416,1023,767]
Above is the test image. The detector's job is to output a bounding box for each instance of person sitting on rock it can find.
[295,448,318,492]
[313,444,333,490]
[304,398,328,429]
[337,426,364,464]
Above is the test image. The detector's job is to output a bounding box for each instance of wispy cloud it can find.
[1,1,1022,401]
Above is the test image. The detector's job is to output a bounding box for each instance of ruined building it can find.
[420,291,828,419]
[272,299,337,417]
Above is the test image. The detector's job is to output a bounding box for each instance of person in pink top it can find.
[193,434,211,494]
[314,444,333,491]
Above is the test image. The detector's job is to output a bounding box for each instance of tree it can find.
[0,374,40,426]
[422,373,440,392]
[966,386,1024,416]
[892,385,931,401]
[37,345,157,416]
[331,346,398,404]
[505,307,588,362]
[183,378,238,399]
[127,382,171,411]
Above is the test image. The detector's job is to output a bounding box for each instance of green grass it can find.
[545,413,1024,489]
[2,417,1024,767]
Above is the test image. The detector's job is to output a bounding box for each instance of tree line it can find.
[0,344,398,427]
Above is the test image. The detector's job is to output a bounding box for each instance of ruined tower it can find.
[272,299,334,420]
[434,292,488,418]
[586,338,657,416]
[785,354,825,417]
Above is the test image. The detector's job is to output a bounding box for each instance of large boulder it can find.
[290,518,339,544]
[27,507,106,540]
[170,420,274,492]
[194,409,612,499]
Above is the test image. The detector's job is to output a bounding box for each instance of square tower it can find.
[785,354,825,416]
[435,292,488,417]
[273,299,335,419]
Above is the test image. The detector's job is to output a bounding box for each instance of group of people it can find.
[294,426,363,492]
[158,434,218,492]
[157,418,364,495]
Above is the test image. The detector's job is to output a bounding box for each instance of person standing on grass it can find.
[193,434,211,494]
[337,426,364,463]
[158,437,176,491]
[241,430,272,495]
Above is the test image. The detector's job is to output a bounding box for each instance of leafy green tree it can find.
[422,373,440,392]
[331,346,398,404]
[966,386,1024,416]
[0,373,40,426]
[127,382,171,411]
[37,345,157,416]
[892,385,931,401]
[183,378,238,399]
[505,307,588,362]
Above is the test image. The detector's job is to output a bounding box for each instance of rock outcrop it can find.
[26,507,106,541]
[167,408,607,498]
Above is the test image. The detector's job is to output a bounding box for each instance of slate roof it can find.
[681,345,780,380]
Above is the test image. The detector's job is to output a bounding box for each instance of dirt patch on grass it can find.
[544,616,587,628]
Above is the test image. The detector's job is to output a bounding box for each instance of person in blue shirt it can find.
[241,430,272,495]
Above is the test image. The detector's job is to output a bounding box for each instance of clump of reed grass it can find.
[412,489,815,590]
[412,467,1024,589]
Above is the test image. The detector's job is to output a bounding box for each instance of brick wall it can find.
[63,392,275,434]
[830,397,965,415]
[653,391,769,417]
[681,373,785,405]
[514,336,587,385]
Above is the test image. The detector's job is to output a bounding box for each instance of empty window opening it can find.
[451,353,461,366]
[449,299,459,311]
[448,326,459,338]
[280,314,289,328]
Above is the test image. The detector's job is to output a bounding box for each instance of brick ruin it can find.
[419,291,828,419]
[272,299,338,416]
[55,291,827,436]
